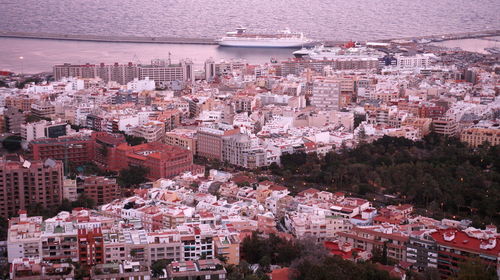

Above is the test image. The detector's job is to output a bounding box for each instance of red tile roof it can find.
[431,229,500,256]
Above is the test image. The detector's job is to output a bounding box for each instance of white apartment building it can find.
[7,212,43,262]
[285,211,352,242]
[127,77,156,92]
[395,54,432,69]
[21,120,70,142]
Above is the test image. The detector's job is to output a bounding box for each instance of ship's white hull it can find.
[218,38,307,48]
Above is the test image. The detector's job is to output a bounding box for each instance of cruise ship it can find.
[217,27,310,48]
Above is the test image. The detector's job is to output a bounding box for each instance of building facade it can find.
[0,156,63,218]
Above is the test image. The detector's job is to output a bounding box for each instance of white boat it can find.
[293,44,385,60]
[217,27,310,48]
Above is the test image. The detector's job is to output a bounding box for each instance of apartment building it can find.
[196,124,239,160]
[338,225,409,262]
[91,261,151,280]
[460,121,500,147]
[80,176,120,206]
[30,102,55,119]
[432,118,459,136]
[78,227,104,266]
[133,121,165,143]
[281,58,379,76]
[406,231,438,271]
[285,211,352,242]
[40,220,79,263]
[164,129,197,154]
[30,136,94,167]
[7,212,43,262]
[21,120,69,142]
[138,59,194,86]
[147,231,183,266]
[221,133,252,167]
[214,235,240,265]
[10,257,75,280]
[0,156,63,218]
[166,259,226,280]
[63,178,77,201]
[54,62,138,84]
[311,79,341,111]
[430,227,499,278]
[103,231,127,264]
[4,106,26,133]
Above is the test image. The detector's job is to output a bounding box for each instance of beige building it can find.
[432,118,459,136]
[214,235,240,265]
[30,102,55,119]
[402,117,432,136]
[63,178,78,202]
[133,121,165,143]
[164,129,197,154]
[460,121,500,147]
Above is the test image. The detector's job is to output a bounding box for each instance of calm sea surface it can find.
[0,0,499,72]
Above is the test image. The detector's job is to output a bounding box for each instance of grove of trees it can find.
[271,133,500,226]
[237,232,398,280]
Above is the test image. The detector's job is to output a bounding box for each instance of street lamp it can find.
[19,56,24,75]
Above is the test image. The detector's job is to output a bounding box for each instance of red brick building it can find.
[78,227,104,266]
[30,132,126,170]
[0,156,63,218]
[111,142,204,180]
[418,105,446,120]
[91,132,127,170]
[30,136,95,166]
[80,176,120,206]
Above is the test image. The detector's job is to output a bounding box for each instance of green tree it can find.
[421,267,440,280]
[0,216,8,240]
[2,135,22,152]
[122,133,147,146]
[151,259,171,278]
[117,166,149,188]
[450,258,497,280]
[72,194,96,209]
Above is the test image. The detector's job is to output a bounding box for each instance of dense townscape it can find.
[0,39,499,280]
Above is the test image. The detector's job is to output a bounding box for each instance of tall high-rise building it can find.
[311,79,341,111]
[54,60,193,86]
[0,156,63,218]
[53,63,97,81]
[204,58,216,82]
[97,62,138,84]
[54,62,138,85]
[138,59,194,86]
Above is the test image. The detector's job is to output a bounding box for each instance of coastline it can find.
[1,29,499,46]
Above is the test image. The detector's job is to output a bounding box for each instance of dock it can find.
[0,29,499,46]
[0,31,218,45]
